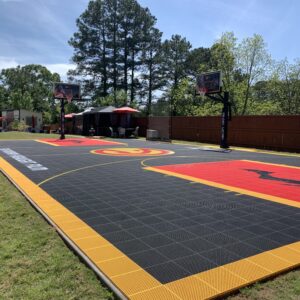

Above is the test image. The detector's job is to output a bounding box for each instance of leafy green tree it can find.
[0,64,60,112]
[210,32,245,115]
[140,27,164,115]
[185,47,212,79]
[69,0,111,98]
[161,35,192,90]
[93,89,127,107]
[69,0,158,105]
[237,34,271,115]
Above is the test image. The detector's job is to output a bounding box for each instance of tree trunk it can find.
[101,27,108,96]
[147,51,153,116]
[130,50,135,104]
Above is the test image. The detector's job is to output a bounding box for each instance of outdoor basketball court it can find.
[0,137,299,299]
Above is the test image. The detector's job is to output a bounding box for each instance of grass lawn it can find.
[0,131,78,140]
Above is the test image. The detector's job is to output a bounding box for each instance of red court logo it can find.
[37,138,123,147]
[146,160,300,207]
[92,148,174,156]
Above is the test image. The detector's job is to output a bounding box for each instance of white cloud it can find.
[0,56,75,80]
[0,57,19,69]
[44,63,76,80]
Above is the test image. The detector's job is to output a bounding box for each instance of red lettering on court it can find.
[153,160,300,203]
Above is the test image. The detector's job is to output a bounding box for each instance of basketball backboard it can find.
[53,83,81,102]
[196,71,222,95]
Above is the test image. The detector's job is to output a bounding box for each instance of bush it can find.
[8,120,29,132]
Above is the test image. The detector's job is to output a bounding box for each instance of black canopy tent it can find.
[82,106,118,136]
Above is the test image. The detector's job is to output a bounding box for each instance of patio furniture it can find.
[109,127,117,138]
[118,127,126,138]
[132,126,139,138]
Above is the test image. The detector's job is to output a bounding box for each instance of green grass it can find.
[0,131,78,140]
[229,269,300,300]
[0,173,114,300]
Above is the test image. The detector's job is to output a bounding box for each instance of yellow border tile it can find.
[130,286,181,300]
[196,267,247,293]
[112,270,161,296]
[166,276,219,300]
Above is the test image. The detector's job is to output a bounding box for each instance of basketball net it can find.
[66,94,73,104]
[198,88,207,101]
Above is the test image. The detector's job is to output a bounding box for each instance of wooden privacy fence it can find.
[133,115,300,152]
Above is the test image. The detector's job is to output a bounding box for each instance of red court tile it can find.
[152,160,300,203]
[38,138,123,147]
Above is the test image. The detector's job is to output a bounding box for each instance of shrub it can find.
[8,120,29,132]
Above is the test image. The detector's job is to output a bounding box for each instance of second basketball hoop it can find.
[196,71,222,95]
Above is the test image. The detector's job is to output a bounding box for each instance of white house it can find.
[1,109,43,132]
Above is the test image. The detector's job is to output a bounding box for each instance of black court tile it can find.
[242,224,274,235]
[185,224,217,237]
[201,248,241,266]
[126,210,151,218]
[281,227,300,239]
[184,237,217,253]
[244,236,282,251]
[179,209,201,218]
[175,254,217,274]
[93,223,121,234]
[157,212,181,221]
[276,217,299,227]
[202,232,238,247]
[170,218,199,228]
[85,216,110,226]
[224,242,261,258]
[76,210,101,219]
[165,229,198,242]
[146,261,191,284]
[225,228,257,241]
[264,232,298,245]
[140,234,174,248]
[115,239,150,255]
[139,215,164,225]
[114,219,144,230]
[150,221,180,233]
[156,243,194,260]
[102,230,135,243]
[238,214,266,223]
[127,225,157,238]
[96,207,120,216]
[258,220,291,231]
[105,212,131,222]
[190,214,216,225]
[130,249,168,268]
[209,221,236,232]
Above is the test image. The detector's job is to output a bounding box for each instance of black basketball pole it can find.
[220,91,229,148]
[60,99,65,140]
[205,91,230,149]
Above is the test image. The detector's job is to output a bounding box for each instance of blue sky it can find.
[0,0,299,79]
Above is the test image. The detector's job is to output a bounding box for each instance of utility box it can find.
[146,129,159,140]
